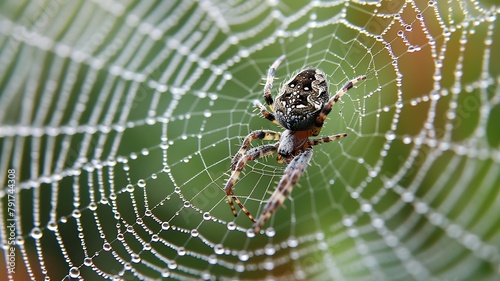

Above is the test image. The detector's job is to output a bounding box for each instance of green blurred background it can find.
[1,0,499,280]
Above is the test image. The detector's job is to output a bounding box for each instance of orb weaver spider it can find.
[224,55,366,233]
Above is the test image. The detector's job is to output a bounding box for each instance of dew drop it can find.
[265,227,276,237]
[72,209,81,218]
[385,131,396,141]
[203,212,211,220]
[361,203,372,212]
[161,269,170,278]
[168,261,177,269]
[103,242,111,251]
[47,221,57,231]
[84,258,93,266]
[214,244,224,254]
[131,254,141,263]
[151,234,159,242]
[162,222,170,230]
[68,267,80,278]
[208,254,217,264]
[246,229,255,238]
[265,244,276,255]
[137,179,146,187]
[203,110,212,117]
[263,259,275,270]
[235,263,245,272]
[88,202,97,211]
[191,229,199,237]
[227,222,236,230]
[238,251,249,261]
[177,247,186,256]
[30,227,43,239]
[287,237,298,248]
[126,184,134,192]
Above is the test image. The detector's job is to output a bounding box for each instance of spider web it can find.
[1,0,499,280]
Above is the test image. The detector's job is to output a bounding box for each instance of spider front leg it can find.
[263,55,286,111]
[253,148,313,233]
[312,75,366,136]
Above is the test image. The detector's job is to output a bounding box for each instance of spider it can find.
[224,55,366,233]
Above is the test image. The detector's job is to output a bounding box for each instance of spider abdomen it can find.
[274,68,329,131]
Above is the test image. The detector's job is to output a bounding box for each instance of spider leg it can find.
[254,100,280,126]
[225,144,278,222]
[253,148,313,233]
[312,75,366,136]
[263,55,286,111]
[231,130,281,170]
[308,133,347,146]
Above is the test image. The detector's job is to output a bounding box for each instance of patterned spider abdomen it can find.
[274,68,329,131]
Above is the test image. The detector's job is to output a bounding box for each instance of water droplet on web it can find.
[342,217,354,226]
[47,221,57,231]
[238,250,249,261]
[168,261,177,269]
[68,267,80,278]
[126,184,134,192]
[214,244,224,254]
[131,254,141,263]
[190,229,199,237]
[265,227,276,237]
[161,269,170,278]
[239,49,250,57]
[203,212,211,220]
[162,222,170,230]
[368,169,378,178]
[264,244,276,255]
[30,227,43,239]
[177,247,186,256]
[246,228,255,238]
[208,254,217,264]
[84,258,93,266]
[227,222,236,230]
[287,237,298,248]
[151,234,159,242]
[160,142,169,149]
[137,179,146,187]
[263,259,275,270]
[385,131,396,141]
[361,203,372,212]
[103,243,111,251]
[235,263,245,272]
[203,110,212,117]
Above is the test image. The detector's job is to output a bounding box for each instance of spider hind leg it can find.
[225,143,278,222]
[253,148,313,233]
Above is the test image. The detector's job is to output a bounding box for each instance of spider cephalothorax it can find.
[224,55,366,233]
